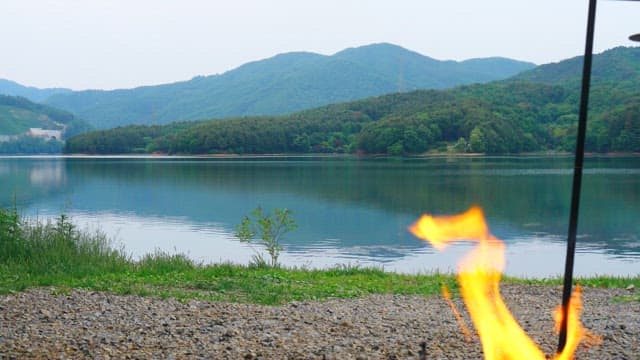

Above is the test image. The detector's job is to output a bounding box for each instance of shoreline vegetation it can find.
[1,208,638,305]
[3,151,640,159]
[3,47,640,159]
[61,47,640,158]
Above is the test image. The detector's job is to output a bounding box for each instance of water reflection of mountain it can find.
[0,157,69,207]
[4,156,639,259]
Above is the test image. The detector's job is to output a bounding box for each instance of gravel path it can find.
[0,285,638,359]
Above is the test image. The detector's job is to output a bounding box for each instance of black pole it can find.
[557,0,597,353]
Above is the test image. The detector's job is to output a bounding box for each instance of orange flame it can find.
[442,285,473,342]
[409,206,595,360]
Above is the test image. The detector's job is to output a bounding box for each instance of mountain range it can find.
[0,43,535,129]
[0,79,72,103]
[64,46,640,155]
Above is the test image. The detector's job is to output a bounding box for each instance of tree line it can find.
[64,80,639,155]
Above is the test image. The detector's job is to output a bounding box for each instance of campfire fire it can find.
[409,206,597,360]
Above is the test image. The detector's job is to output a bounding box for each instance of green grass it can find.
[505,274,639,289]
[1,208,638,305]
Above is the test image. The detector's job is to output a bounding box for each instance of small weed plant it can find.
[235,207,297,268]
[0,206,25,263]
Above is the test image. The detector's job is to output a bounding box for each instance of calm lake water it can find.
[1,155,639,278]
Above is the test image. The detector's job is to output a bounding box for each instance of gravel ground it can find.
[0,285,638,359]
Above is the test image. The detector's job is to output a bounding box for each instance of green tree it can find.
[235,207,297,267]
[387,141,404,156]
[292,133,311,152]
[469,127,486,153]
[453,137,468,153]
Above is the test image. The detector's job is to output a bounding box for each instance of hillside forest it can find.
[41,43,534,128]
[0,95,91,154]
[63,47,640,155]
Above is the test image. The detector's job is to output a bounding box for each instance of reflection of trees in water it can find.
[0,158,69,207]
[5,156,639,258]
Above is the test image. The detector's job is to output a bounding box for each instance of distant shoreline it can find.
[2,152,640,159]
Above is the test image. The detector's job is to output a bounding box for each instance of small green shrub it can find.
[236,207,297,268]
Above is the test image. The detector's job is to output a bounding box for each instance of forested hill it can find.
[42,43,534,129]
[0,95,92,154]
[64,46,640,156]
[514,46,640,86]
[0,95,91,137]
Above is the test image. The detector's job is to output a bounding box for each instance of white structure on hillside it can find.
[29,128,63,140]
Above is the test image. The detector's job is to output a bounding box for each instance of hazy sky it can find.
[2,0,639,90]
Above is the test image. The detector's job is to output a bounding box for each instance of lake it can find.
[1,155,639,278]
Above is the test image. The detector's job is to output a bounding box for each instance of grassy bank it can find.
[1,208,638,305]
